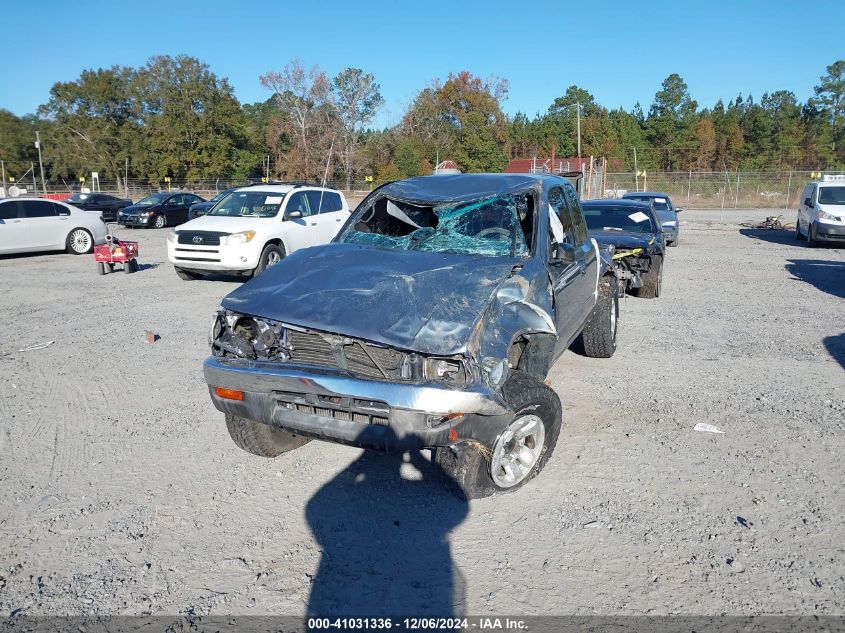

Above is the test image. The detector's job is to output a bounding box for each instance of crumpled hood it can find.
[221,243,519,355]
[590,230,657,250]
[177,214,272,233]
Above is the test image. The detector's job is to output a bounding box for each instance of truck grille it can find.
[287,330,405,380]
[275,391,390,426]
[178,231,230,246]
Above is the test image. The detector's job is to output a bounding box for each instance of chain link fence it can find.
[4,170,844,210]
[603,170,845,209]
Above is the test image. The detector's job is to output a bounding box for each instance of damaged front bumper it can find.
[204,356,513,452]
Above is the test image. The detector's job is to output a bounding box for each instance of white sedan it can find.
[0,198,107,255]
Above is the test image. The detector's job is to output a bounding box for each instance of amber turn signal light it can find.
[213,387,244,401]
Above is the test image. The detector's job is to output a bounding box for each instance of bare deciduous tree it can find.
[260,59,335,181]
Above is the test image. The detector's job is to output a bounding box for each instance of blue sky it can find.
[2,0,843,127]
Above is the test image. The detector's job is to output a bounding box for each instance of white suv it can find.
[797,175,845,246]
[167,184,349,280]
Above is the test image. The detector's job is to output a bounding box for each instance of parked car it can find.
[203,174,619,499]
[621,191,681,246]
[117,192,205,228]
[167,184,349,280]
[796,174,845,246]
[0,198,107,255]
[188,188,239,220]
[66,192,133,222]
[583,199,665,298]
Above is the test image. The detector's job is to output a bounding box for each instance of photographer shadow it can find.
[305,431,468,618]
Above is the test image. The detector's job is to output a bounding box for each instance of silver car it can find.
[0,198,107,255]
[622,191,682,246]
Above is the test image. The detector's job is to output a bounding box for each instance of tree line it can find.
[0,56,842,192]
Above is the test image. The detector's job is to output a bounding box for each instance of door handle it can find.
[336,218,342,222]
[578,263,587,275]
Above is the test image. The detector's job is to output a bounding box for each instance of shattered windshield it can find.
[207,191,284,218]
[583,205,657,233]
[337,194,533,257]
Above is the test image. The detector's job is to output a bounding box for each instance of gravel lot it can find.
[0,209,843,618]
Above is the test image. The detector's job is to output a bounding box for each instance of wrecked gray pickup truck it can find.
[204,174,619,497]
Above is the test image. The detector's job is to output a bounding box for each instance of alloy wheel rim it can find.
[490,414,546,488]
[155,216,165,228]
[70,230,90,253]
[267,251,281,266]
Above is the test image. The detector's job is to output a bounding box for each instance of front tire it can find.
[634,256,663,299]
[175,267,202,281]
[66,228,93,254]
[582,274,620,356]
[807,223,818,247]
[254,243,285,275]
[796,219,805,240]
[435,371,562,499]
[154,214,166,229]
[225,414,311,458]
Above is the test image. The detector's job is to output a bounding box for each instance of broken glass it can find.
[340,195,530,257]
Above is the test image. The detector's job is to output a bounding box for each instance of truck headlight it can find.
[425,357,467,386]
[819,210,841,222]
[662,220,677,227]
[139,211,150,217]
[167,231,177,243]
[225,231,256,245]
[482,357,508,389]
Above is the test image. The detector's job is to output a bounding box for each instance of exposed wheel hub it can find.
[490,414,545,488]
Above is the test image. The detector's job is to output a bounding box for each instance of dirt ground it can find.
[0,209,843,618]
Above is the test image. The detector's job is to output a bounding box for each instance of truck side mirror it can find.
[675,207,684,213]
[287,209,303,219]
[804,198,813,208]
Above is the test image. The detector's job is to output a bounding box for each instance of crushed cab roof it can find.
[374,173,557,204]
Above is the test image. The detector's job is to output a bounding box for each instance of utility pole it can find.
[1,160,6,193]
[31,162,37,193]
[125,156,129,197]
[35,131,46,194]
[633,147,639,192]
[575,102,582,159]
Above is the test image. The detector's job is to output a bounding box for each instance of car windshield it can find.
[210,190,231,203]
[627,195,670,211]
[818,187,845,205]
[207,191,284,218]
[68,193,90,202]
[584,205,657,233]
[337,193,533,257]
[137,193,169,206]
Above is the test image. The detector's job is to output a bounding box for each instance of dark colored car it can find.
[118,192,205,228]
[583,199,665,298]
[621,191,682,246]
[204,174,621,498]
[66,193,132,222]
[188,188,238,220]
